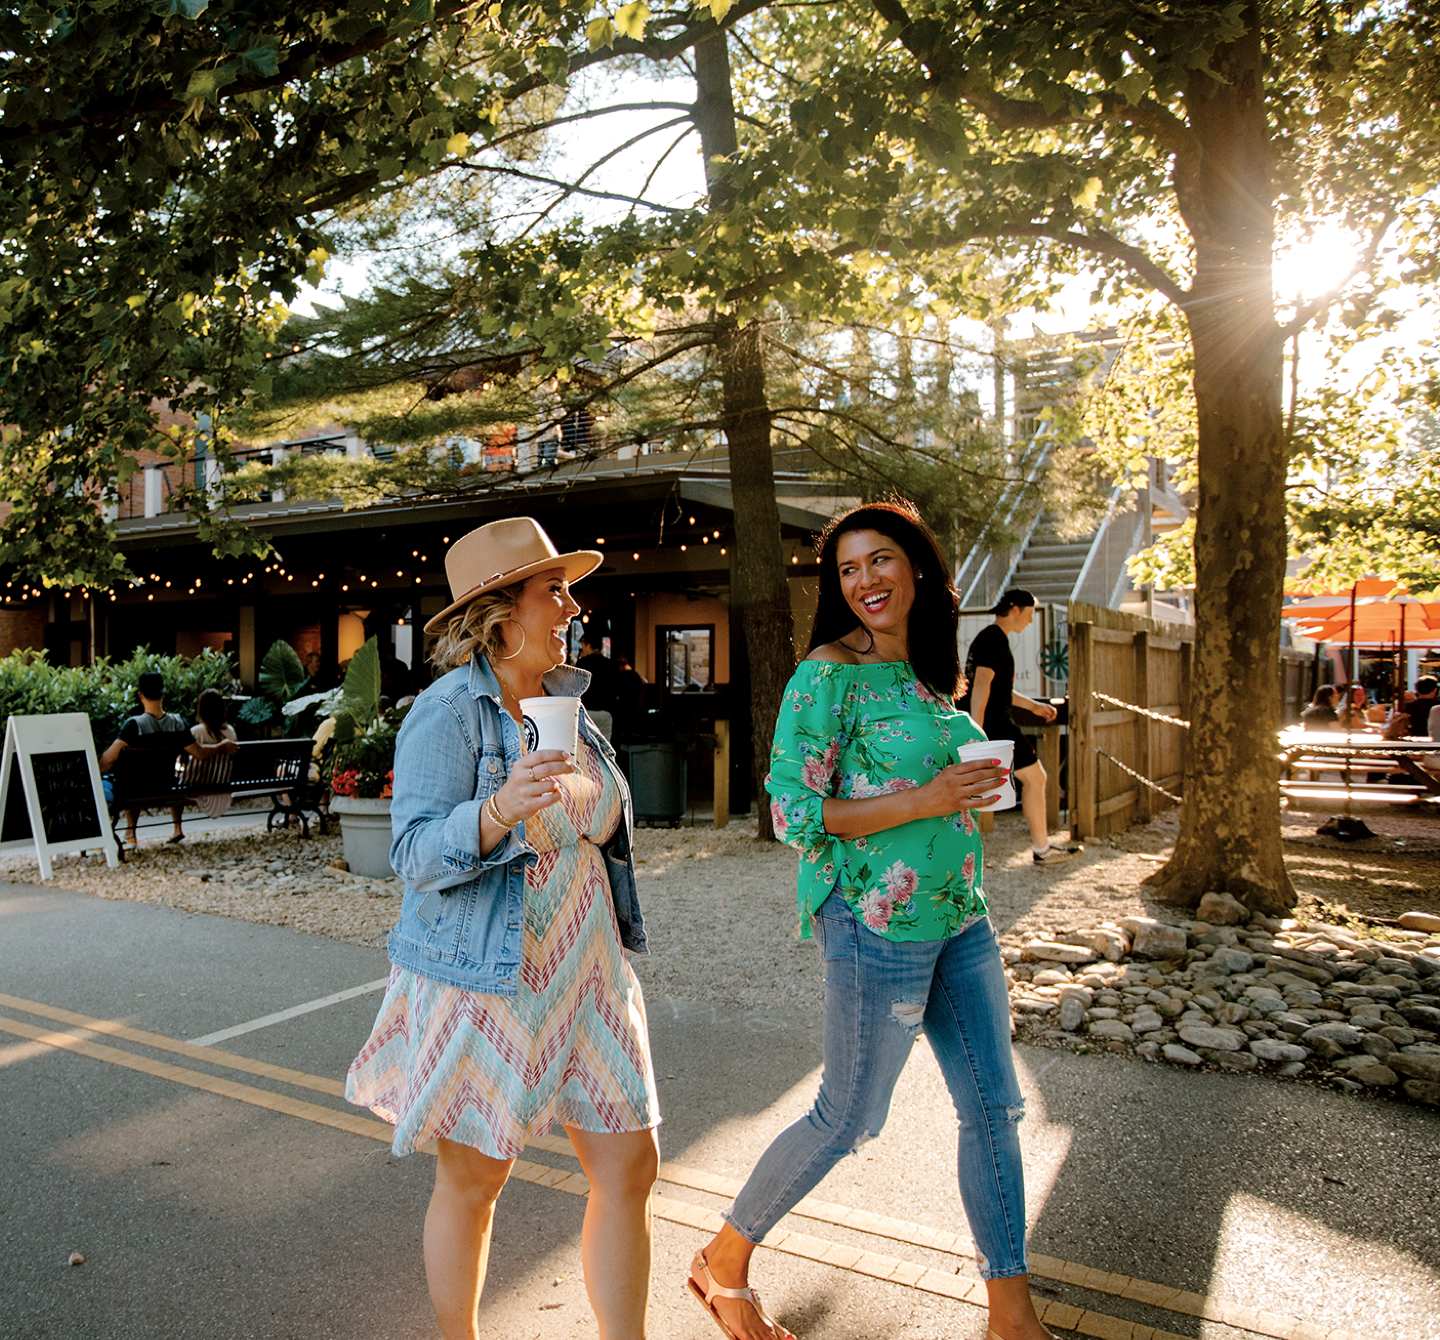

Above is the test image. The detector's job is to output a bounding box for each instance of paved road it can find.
[1,882,1435,1340]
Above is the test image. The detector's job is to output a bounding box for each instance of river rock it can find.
[1209,946,1255,975]
[1209,1050,1259,1072]
[1131,923,1189,960]
[1032,968,1074,986]
[1023,940,1099,964]
[1362,1034,1398,1060]
[1195,892,1248,925]
[1379,1025,1416,1046]
[1374,956,1418,978]
[1177,1023,1246,1051]
[1397,1002,1440,1030]
[1250,1038,1309,1063]
[1388,1053,1440,1083]
[1057,995,1087,1032]
[1162,1044,1202,1065]
[1397,911,1440,933]
[1214,1002,1251,1025]
[1338,1058,1398,1087]
[1131,1011,1165,1034]
[1300,1022,1363,1048]
[1058,928,1130,961]
[1402,1080,1440,1106]
[1089,1019,1135,1044]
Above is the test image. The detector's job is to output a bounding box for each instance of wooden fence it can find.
[1067,602,1193,841]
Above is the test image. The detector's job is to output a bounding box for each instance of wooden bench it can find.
[108,738,324,852]
[1278,732,1440,811]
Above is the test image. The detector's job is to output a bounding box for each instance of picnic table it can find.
[1278,729,1440,808]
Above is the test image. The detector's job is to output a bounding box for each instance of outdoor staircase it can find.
[1007,515,1102,605]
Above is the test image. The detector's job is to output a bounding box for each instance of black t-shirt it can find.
[1300,704,1340,731]
[119,711,191,749]
[577,653,616,713]
[959,624,1014,732]
[1405,695,1438,735]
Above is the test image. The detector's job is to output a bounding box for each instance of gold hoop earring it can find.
[499,619,526,661]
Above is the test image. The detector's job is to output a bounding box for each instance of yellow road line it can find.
[0,996,1358,1340]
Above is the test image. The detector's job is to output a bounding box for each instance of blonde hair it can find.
[429,582,524,673]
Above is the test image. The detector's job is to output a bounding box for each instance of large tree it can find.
[725,0,1438,912]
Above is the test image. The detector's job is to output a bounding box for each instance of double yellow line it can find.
[0,992,1352,1340]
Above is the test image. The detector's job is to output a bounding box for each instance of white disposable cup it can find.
[519,695,581,757]
[955,739,1016,812]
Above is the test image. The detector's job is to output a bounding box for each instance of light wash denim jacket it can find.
[386,654,646,994]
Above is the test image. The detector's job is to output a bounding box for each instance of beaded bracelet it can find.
[485,791,520,831]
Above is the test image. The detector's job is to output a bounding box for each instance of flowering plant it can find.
[324,637,407,800]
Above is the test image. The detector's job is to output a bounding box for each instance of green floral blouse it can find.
[767,660,990,943]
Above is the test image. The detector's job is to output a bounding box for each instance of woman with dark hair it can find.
[1300,684,1342,731]
[688,501,1054,1340]
[184,687,240,820]
[959,589,1073,864]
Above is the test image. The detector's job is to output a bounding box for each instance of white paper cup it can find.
[955,738,1016,812]
[519,695,580,757]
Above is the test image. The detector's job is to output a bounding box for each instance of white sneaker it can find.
[1032,845,1076,865]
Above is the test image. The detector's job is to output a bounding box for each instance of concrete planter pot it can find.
[330,795,394,879]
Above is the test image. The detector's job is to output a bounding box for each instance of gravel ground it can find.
[5,802,1436,1022]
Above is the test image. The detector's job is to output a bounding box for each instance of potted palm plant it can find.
[326,636,407,878]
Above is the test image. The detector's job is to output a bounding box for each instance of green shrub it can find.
[0,648,235,751]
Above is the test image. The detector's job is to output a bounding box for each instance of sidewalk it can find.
[1,880,1436,1340]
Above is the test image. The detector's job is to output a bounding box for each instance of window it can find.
[657,625,714,692]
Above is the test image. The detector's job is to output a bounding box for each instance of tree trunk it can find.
[721,318,795,840]
[1144,7,1296,914]
[695,25,795,840]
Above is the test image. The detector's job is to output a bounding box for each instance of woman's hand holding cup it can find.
[925,758,1009,814]
[494,749,574,825]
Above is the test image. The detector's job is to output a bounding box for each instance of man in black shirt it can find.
[576,633,617,739]
[100,671,236,846]
[959,589,1074,864]
[1403,677,1439,736]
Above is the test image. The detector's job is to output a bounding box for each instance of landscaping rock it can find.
[1401,1080,1440,1106]
[1340,1058,1398,1087]
[1397,911,1440,933]
[1250,1038,1308,1063]
[1362,1035,1398,1060]
[1300,1022,1364,1048]
[1057,995,1086,1032]
[1388,1053,1440,1084]
[1131,922,1189,960]
[1022,940,1099,964]
[1088,1019,1136,1045]
[1162,1044,1202,1065]
[1209,1050,1259,1072]
[1177,1023,1246,1051]
[1209,946,1255,974]
[1057,928,1129,961]
[1195,891,1248,925]
[1397,1002,1440,1030]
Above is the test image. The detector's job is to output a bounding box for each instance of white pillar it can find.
[144,464,163,517]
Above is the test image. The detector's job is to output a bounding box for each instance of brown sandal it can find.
[686,1249,793,1340]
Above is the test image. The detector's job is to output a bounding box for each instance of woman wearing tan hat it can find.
[347,517,660,1340]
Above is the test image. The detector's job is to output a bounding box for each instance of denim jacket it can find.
[386,655,645,994]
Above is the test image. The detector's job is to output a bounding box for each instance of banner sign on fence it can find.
[0,713,119,879]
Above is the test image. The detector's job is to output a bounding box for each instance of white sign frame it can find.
[0,713,119,879]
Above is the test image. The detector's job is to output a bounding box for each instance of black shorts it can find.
[987,720,1038,771]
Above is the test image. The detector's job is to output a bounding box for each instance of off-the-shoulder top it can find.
[766,659,989,942]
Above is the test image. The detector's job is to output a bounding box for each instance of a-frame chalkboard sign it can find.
[0,713,119,879]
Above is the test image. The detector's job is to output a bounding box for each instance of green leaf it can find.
[338,635,381,730]
[258,639,309,705]
[613,2,650,41]
[586,17,615,50]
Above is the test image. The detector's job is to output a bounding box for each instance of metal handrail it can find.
[954,426,1054,608]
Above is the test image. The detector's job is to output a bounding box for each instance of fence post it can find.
[1039,723,1062,833]
[1070,621,1095,840]
[713,720,730,829]
[1133,630,1153,822]
[1179,635,1193,782]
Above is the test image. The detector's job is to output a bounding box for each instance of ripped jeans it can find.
[724,893,1028,1279]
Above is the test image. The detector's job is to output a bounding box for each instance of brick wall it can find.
[0,605,45,657]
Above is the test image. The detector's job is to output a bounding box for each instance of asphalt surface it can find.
[1,882,1436,1340]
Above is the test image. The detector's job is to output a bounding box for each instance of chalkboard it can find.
[0,713,118,878]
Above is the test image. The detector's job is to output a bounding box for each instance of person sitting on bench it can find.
[100,672,238,846]
[183,688,241,820]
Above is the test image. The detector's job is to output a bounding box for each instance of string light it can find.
[632,552,639,561]
[680,544,687,552]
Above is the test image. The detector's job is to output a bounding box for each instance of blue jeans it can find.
[725,894,1029,1279]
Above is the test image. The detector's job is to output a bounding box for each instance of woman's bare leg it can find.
[692,1223,792,1340]
[423,1137,514,1340]
[984,1274,1053,1340]
[566,1126,660,1340]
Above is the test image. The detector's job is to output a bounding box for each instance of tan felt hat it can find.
[424,517,602,634]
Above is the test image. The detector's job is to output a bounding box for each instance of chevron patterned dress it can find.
[346,737,660,1159]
